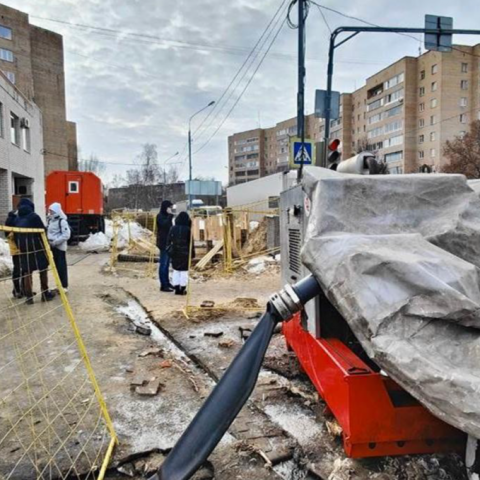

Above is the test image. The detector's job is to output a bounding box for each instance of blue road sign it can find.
[291,139,314,169]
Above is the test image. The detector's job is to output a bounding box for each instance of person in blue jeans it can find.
[156,200,174,292]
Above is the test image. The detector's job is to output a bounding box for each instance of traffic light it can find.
[327,139,341,170]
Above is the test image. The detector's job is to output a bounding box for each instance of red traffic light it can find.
[328,139,340,151]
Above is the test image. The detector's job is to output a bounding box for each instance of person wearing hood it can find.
[47,203,71,292]
[156,200,174,292]
[4,210,22,298]
[167,211,195,295]
[14,198,55,304]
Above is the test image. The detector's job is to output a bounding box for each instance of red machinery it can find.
[280,184,465,458]
[45,171,105,243]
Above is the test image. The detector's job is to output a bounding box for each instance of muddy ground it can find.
[0,250,468,479]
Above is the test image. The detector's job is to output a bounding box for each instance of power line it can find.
[311,2,480,60]
[194,10,288,156]
[192,0,289,145]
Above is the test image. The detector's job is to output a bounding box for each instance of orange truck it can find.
[45,171,105,243]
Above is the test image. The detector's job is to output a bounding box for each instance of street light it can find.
[188,100,215,210]
[162,151,179,201]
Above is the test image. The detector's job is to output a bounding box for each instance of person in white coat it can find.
[47,203,71,291]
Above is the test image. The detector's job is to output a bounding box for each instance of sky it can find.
[4,0,480,185]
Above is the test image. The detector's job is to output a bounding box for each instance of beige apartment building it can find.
[0,4,77,173]
[228,44,480,185]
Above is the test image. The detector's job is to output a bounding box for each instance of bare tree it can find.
[166,165,180,184]
[78,153,106,176]
[354,136,370,154]
[125,144,163,210]
[441,121,480,178]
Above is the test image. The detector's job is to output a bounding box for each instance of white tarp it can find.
[302,167,480,438]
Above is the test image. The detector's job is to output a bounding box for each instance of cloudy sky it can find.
[5,0,480,184]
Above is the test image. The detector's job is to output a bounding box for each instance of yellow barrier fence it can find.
[0,225,116,479]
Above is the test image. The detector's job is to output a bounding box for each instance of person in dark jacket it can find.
[5,210,22,298]
[156,200,174,292]
[14,198,55,304]
[167,211,195,295]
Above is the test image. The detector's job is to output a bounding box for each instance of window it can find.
[69,181,79,193]
[367,98,383,112]
[10,112,20,146]
[431,64,438,74]
[430,148,436,158]
[22,124,30,153]
[431,98,438,108]
[385,151,403,164]
[419,103,425,112]
[460,97,468,107]
[384,119,403,134]
[460,113,467,123]
[419,134,425,144]
[384,105,402,118]
[368,112,382,125]
[384,72,404,90]
[384,88,404,105]
[420,70,425,80]
[419,118,425,128]
[0,48,13,62]
[419,86,425,97]
[419,151,425,159]
[390,166,404,174]
[461,80,468,90]
[431,81,437,92]
[367,126,384,139]
[384,134,403,148]
[430,131,436,142]
[2,71,15,84]
[0,25,12,40]
[461,62,468,73]
[430,115,437,125]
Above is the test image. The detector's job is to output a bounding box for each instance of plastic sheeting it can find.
[301,167,480,437]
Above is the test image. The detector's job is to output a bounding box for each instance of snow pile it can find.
[79,232,110,252]
[80,218,152,252]
[246,255,277,275]
[0,238,13,277]
[249,221,260,231]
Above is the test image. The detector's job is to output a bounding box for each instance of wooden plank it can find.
[195,240,224,271]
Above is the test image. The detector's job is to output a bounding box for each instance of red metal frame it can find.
[283,313,465,458]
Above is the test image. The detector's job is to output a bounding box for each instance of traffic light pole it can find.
[323,25,480,163]
[297,0,306,180]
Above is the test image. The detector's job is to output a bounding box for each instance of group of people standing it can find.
[4,199,71,304]
[156,200,194,295]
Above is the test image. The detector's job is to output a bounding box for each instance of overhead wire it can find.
[192,3,289,156]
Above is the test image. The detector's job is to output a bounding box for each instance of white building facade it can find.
[0,71,44,221]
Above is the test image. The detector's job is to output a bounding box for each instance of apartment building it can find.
[0,70,45,221]
[0,4,77,174]
[228,44,480,184]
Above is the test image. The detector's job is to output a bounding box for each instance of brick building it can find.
[0,70,45,221]
[228,44,480,185]
[0,4,77,174]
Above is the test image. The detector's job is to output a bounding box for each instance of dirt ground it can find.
[0,250,468,479]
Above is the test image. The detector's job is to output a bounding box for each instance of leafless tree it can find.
[78,153,106,176]
[441,121,480,178]
[125,144,163,210]
[354,136,370,154]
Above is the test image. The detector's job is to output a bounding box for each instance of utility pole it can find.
[188,101,215,210]
[297,0,306,181]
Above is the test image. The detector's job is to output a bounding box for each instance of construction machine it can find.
[150,155,480,480]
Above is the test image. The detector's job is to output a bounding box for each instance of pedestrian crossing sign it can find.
[289,137,315,169]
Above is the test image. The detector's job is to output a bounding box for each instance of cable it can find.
[286,0,311,29]
[193,11,288,155]
[311,1,480,60]
[192,0,289,145]
[318,6,332,35]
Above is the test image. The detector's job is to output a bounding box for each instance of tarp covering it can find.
[302,167,480,437]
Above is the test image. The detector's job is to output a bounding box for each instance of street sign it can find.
[425,15,453,52]
[289,137,315,169]
[315,90,340,119]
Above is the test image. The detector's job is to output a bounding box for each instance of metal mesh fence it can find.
[0,226,116,480]
[108,211,158,278]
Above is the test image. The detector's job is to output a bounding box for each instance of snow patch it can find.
[0,238,13,276]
